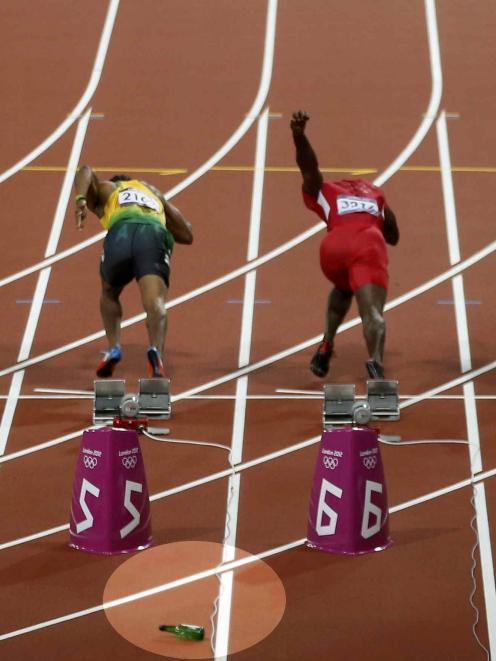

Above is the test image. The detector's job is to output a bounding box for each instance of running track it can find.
[0,1,495,659]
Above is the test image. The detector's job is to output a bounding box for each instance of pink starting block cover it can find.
[307,427,392,555]
[69,427,152,554]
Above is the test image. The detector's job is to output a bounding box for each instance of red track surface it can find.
[0,1,495,659]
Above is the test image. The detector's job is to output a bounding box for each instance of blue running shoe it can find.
[147,346,165,378]
[96,345,122,378]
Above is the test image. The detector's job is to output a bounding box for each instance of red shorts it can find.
[319,225,388,292]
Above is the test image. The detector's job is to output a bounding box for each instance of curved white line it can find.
[0,0,119,185]
[0,0,278,287]
[1,355,495,554]
[0,0,436,290]
[1,459,495,639]
[1,233,492,380]
[374,0,442,187]
[0,252,495,472]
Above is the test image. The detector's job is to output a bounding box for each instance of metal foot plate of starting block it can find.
[138,378,171,419]
[93,380,126,424]
[366,379,400,421]
[323,384,356,428]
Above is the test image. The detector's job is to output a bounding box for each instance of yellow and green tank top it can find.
[100,180,166,230]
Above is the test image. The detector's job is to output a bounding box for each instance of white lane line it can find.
[375,0,442,187]
[0,0,119,184]
[0,0,440,299]
[436,109,495,653]
[167,1,277,201]
[214,107,270,659]
[0,110,92,456]
[2,360,496,552]
[2,464,495,642]
[1,234,494,382]
[0,0,278,289]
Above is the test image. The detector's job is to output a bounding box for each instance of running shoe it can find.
[365,359,385,379]
[310,339,333,378]
[96,345,122,378]
[147,346,165,378]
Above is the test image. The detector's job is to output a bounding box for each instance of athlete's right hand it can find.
[75,199,87,230]
[290,110,309,135]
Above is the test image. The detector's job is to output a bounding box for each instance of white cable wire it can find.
[379,434,491,656]
[379,438,472,447]
[142,429,235,652]
[468,490,491,660]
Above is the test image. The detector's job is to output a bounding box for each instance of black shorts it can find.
[100,221,173,288]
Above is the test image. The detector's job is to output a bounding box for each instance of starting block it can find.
[93,380,126,424]
[307,426,392,555]
[69,426,152,554]
[138,378,171,419]
[323,380,399,429]
[366,379,400,421]
[93,378,171,424]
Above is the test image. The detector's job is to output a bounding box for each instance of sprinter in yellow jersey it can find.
[74,166,193,378]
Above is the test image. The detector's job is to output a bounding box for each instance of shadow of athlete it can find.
[74,167,193,378]
[290,111,399,379]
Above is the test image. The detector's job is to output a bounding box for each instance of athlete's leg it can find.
[310,287,353,377]
[97,278,124,377]
[354,283,387,366]
[100,278,124,347]
[324,286,354,343]
[137,274,168,354]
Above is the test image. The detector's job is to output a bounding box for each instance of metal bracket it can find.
[323,384,356,428]
[138,378,171,419]
[366,379,400,421]
[93,379,126,423]
[323,380,400,428]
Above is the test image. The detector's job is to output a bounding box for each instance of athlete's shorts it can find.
[100,220,173,288]
[319,225,388,292]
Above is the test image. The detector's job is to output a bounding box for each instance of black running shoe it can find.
[310,339,333,378]
[147,347,165,378]
[365,359,385,379]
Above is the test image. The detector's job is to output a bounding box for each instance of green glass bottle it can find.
[158,624,205,641]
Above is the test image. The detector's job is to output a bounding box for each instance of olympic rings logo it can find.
[83,456,98,469]
[122,456,138,470]
[362,456,377,470]
[323,456,339,470]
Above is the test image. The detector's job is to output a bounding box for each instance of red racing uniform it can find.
[303,178,389,292]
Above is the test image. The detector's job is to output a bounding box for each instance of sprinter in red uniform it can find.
[290,111,399,379]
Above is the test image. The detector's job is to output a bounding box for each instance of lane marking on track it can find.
[437,109,496,655]
[0,109,92,456]
[0,0,442,316]
[214,106,271,659]
[0,0,279,294]
[0,0,119,184]
[1,358,496,553]
[1,462,495,641]
[0,237,494,395]
[20,163,496,175]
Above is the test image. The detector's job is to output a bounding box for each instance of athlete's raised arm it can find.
[290,110,323,198]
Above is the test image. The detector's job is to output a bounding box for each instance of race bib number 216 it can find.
[118,188,161,213]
